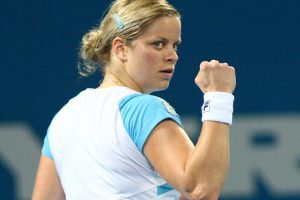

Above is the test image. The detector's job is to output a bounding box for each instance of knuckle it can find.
[200,61,209,66]
[210,59,219,63]
[221,62,229,67]
[209,60,219,66]
[229,66,235,72]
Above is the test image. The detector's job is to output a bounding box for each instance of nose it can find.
[165,46,179,64]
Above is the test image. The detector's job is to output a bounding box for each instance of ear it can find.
[112,37,127,62]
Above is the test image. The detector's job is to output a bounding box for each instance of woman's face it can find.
[124,16,181,93]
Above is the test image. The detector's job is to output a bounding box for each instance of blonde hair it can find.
[78,0,180,77]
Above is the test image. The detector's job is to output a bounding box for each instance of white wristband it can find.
[201,92,234,125]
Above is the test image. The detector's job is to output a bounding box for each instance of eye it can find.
[153,41,165,49]
[173,42,180,51]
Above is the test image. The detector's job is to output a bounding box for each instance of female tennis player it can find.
[32,0,236,199]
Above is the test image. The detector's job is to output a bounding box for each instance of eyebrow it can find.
[158,37,182,44]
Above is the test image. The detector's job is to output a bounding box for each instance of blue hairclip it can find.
[113,13,124,30]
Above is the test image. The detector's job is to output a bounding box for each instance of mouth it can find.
[160,68,173,73]
[160,68,174,74]
[159,68,174,79]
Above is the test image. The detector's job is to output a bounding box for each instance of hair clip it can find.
[113,13,124,30]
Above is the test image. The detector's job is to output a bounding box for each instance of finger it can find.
[220,62,229,67]
[200,61,210,69]
[209,59,219,66]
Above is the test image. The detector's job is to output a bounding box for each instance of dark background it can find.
[1,0,299,199]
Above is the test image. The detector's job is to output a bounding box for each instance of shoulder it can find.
[118,93,182,152]
[119,93,179,116]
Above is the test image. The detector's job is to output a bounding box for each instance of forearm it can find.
[182,121,230,199]
[145,60,235,200]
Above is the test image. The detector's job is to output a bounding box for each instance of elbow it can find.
[188,189,219,200]
[179,168,227,199]
[182,182,220,200]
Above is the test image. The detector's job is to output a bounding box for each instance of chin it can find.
[145,80,171,93]
[151,83,170,93]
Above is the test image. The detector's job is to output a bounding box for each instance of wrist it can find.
[201,92,234,125]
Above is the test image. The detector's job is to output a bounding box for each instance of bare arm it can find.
[32,155,65,200]
[144,60,236,200]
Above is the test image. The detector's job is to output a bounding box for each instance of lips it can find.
[159,68,174,74]
[160,69,173,73]
[159,68,174,79]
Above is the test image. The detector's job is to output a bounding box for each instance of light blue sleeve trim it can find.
[42,134,54,159]
[119,94,182,152]
[157,183,174,196]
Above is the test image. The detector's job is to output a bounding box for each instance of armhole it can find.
[41,134,54,160]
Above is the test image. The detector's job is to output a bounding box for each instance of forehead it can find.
[138,16,181,41]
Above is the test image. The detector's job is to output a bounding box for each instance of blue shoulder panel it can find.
[42,134,54,159]
[119,94,182,152]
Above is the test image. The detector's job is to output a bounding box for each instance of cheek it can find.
[137,50,160,72]
[127,46,162,80]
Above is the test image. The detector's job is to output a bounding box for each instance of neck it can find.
[99,59,146,93]
[99,72,144,93]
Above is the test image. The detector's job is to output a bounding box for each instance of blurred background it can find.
[1,0,299,199]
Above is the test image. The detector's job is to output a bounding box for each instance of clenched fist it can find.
[195,60,236,94]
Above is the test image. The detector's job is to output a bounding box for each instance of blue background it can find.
[1,0,299,199]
